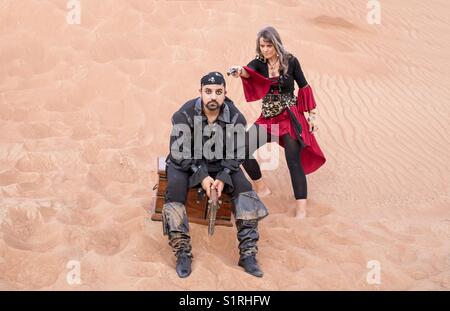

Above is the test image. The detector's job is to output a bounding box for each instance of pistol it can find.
[226,67,238,76]
[207,188,221,235]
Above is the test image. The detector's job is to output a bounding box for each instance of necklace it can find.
[268,57,279,77]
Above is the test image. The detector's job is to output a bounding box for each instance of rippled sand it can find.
[0,0,449,290]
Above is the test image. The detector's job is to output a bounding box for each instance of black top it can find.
[247,54,308,94]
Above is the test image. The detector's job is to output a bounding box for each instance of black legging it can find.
[242,124,307,200]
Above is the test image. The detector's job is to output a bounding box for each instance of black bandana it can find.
[200,71,226,88]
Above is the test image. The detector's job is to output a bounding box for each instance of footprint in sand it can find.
[55,204,100,227]
[123,263,158,278]
[129,236,166,263]
[87,225,129,256]
[1,250,64,290]
[306,203,335,218]
[1,205,43,241]
[1,204,61,252]
[285,255,307,272]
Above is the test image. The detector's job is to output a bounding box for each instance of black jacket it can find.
[166,97,247,190]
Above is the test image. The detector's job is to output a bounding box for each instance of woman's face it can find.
[259,37,276,59]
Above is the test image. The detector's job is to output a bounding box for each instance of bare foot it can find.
[253,178,271,197]
[294,199,307,219]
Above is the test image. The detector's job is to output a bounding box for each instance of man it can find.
[162,72,268,278]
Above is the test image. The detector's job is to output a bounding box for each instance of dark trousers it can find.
[165,164,253,204]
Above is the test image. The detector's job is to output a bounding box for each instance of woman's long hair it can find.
[256,26,291,75]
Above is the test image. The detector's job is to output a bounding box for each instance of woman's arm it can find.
[229,66,250,78]
[294,57,316,111]
[293,56,308,89]
[293,56,319,132]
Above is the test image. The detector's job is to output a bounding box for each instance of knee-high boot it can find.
[162,202,192,278]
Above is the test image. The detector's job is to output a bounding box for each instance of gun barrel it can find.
[207,188,219,236]
[210,188,218,201]
[226,67,238,76]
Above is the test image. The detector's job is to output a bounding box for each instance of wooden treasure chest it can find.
[151,157,234,227]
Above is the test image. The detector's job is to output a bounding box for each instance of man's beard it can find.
[205,100,220,111]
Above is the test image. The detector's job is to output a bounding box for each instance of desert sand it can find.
[0,0,449,290]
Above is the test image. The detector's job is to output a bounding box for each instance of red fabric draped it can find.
[297,85,317,112]
[240,66,326,175]
[241,66,272,102]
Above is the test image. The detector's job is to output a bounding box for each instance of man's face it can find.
[200,84,226,111]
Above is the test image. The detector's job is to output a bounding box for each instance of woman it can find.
[229,26,326,219]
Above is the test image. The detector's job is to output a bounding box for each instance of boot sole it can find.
[238,262,264,278]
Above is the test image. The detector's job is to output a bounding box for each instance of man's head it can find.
[199,72,227,112]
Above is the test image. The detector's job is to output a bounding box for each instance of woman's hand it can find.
[228,66,250,78]
[227,66,243,78]
[307,110,318,133]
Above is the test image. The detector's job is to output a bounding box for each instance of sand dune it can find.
[0,0,449,290]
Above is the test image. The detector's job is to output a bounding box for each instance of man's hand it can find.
[201,176,214,198]
[211,179,225,198]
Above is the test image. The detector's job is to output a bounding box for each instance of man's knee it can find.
[233,190,269,221]
[166,165,189,204]
[161,202,190,236]
[230,170,253,195]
